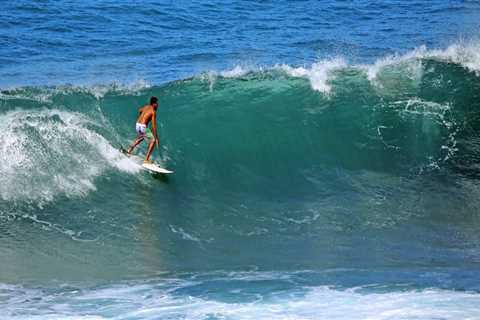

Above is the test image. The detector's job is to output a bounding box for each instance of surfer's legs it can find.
[144,137,156,162]
[127,136,144,154]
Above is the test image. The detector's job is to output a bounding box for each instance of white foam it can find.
[363,46,428,81]
[0,108,140,206]
[198,66,253,92]
[279,41,480,93]
[429,41,480,74]
[220,66,250,78]
[205,59,348,94]
[365,41,480,81]
[281,57,347,93]
[2,281,479,320]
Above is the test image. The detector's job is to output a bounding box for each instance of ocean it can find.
[1,1,480,319]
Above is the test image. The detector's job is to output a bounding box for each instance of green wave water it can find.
[1,58,476,196]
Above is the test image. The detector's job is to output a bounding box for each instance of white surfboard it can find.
[142,162,173,174]
[120,146,173,174]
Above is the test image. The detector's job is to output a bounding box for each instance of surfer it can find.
[126,96,160,163]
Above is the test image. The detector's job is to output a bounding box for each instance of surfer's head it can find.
[150,96,158,109]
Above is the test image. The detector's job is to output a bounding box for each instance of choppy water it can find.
[2,1,480,319]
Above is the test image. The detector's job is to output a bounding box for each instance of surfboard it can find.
[120,146,173,174]
[142,162,173,174]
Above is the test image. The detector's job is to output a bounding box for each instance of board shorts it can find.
[136,123,154,139]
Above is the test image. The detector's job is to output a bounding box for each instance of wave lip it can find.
[280,57,347,93]
[272,41,480,93]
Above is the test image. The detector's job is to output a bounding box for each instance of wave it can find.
[0,43,479,207]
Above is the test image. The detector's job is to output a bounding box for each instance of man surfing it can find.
[126,96,160,163]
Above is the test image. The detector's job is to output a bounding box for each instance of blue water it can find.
[2,1,480,319]
[2,0,479,87]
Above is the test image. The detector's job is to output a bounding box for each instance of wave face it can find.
[1,48,480,320]
[2,49,479,200]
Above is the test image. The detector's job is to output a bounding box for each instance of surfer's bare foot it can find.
[143,159,153,164]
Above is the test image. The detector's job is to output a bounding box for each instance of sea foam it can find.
[2,278,479,320]
[0,109,140,206]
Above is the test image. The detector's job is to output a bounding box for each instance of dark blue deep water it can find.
[2,0,480,87]
[1,1,480,319]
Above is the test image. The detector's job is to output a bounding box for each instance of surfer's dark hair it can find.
[150,96,158,105]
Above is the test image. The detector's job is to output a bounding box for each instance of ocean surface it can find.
[2,1,480,319]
